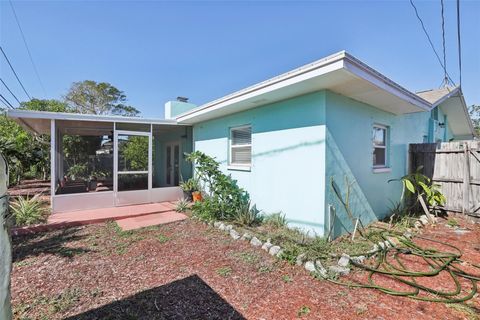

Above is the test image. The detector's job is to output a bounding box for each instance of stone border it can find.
[203,219,358,278]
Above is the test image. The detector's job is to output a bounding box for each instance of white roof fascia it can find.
[176,51,348,123]
[177,51,432,123]
[457,91,476,137]
[430,86,461,107]
[7,109,181,126]
[342,53,431,111]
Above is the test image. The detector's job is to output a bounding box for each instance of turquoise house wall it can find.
[324,91,430,236]
[193,92,328,235]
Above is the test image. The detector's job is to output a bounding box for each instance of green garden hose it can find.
[320,227,480,303]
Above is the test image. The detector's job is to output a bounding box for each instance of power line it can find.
[9,0,46,96]
[0,93,15,109]
[0,78,21,104]
[440,0,449,86]
[456,0,462,87]
[409,0,455,86]
[0,46,31,100]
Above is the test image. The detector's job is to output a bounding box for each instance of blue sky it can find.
[1,0,479,118]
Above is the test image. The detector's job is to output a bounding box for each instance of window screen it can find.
[373,125,388,167]
[230,126,252,166]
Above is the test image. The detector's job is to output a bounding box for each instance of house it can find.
[7,51,475,238]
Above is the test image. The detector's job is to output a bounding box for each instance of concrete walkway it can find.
[13,202,187,235]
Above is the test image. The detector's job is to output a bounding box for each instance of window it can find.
[372,124,388,168]
[230,125,252,167]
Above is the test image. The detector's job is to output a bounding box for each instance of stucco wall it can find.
[193,91,327,235]
[324,90,430,236]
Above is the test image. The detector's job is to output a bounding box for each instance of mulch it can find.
[10,215,480,320]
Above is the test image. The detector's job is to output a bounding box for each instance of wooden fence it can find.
[409,141,480,217]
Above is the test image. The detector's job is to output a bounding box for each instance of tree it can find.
[65,80,140,116]
[0,99,69,184]
[468,105,480,136]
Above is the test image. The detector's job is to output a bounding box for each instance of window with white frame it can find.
[372,124,388,168]
[230,125,252,166]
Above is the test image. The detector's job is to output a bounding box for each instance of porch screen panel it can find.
[117,134,149,191]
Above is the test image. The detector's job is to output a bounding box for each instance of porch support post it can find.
[50,119,56,210]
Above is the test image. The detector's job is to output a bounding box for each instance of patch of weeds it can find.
[14,260,33,267]
[216,266,232,277]
[115,242,130,255]
[282,275,292,283]
[235,251,260,265]
[446,303,479,320]
[58,247,90,258]
[90,288,103,298]
[175,198,190,213]
[355,303,368,315]
[297,305,311,317]
[258,265,273,273]
[48,288,82,313]
[157,234,170,243]
[263,212,287,228]
[447,218,459,228]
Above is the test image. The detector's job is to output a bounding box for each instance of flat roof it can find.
[7,109,184,134]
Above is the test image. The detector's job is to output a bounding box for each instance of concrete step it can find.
[116,211,187,231]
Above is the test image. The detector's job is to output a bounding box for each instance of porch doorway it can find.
[165,142,181,187]
[114,130,152,206]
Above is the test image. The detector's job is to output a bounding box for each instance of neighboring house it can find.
[8,51,475,238]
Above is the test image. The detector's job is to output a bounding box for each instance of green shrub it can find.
[10,194,47,226]
[186,151,250,221]
[234,201,262,226]
[263,212,287,228]
[179,177,200,193]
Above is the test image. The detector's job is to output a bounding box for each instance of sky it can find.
[0,0,479,118]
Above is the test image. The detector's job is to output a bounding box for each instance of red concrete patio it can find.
[13,202,187,235]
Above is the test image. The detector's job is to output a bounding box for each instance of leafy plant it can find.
[234,200,262,226]
[67,163,88,180]
[185,151,250,221]
[389,167,446,214]
[10,194,47,226]
[179,177,200,193]
[175,198,190,213]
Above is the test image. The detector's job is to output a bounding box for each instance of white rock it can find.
[261,241,273,252]
[419,215,429,225]
[250,237,262,247]
[328,265,350,276]
[315,260,328,277]
[351,255,366,264]
[213,221,221,228]
[304,261,316,272]
[296,253,306,266]
[269,245,281,256]
[414,221,423,229]
[240,233,252,241]
[218,223,226,231]
[230,229,241,240]
[337,254,350,267]
[225,224,233,232]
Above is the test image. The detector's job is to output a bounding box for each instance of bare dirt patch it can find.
[11,216,479,319]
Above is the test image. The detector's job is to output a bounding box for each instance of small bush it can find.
[234,201,262,226]
[186,151,250,221]
[263,212,287,228]
[10,194,47,226]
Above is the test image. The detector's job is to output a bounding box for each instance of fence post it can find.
[463,143,471,214]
